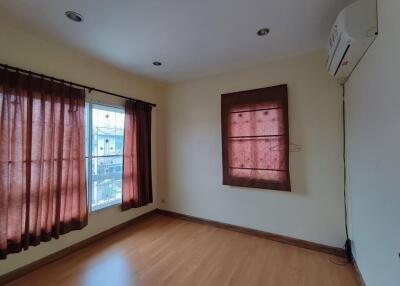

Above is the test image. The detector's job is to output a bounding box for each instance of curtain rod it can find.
[0,63,156,107]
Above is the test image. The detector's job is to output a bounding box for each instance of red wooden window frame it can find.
[221,85,291,191]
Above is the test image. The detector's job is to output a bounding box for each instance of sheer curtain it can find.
[0,68,87,259]
[122,101,152,210]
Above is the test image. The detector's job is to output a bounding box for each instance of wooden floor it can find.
[6,214,359,286]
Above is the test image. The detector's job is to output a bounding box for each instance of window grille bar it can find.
[86,154,122,159]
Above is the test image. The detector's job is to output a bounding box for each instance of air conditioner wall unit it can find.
[326,0,378,84]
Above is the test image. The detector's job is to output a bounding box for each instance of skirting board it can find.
[0,209,157,286]
[156,209,346,258]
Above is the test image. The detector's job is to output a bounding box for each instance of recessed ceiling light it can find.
[65,11,84,22]
[153,61,162,66]
[257,28,270,36]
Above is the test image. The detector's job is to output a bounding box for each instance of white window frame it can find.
[86,102,125,213]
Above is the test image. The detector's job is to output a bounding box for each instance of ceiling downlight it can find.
[257,28,270,36]
[65,11,84,22]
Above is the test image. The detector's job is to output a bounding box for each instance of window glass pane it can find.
[116,112,125,129]
[92,105,124,157]
[86,104,125,211]
[85,103,90,157]
[91,156,123,211]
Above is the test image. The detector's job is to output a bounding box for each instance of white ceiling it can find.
[0,0,353,82]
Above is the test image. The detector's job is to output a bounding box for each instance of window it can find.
[85,103,125,211]
[221,85,291,191]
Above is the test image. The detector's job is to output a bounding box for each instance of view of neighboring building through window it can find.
[85,103,125,211]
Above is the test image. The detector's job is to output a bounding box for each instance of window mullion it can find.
[88,102,93,213]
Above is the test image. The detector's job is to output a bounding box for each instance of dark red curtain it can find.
[122,101,152,210]
[221,85,291,191]
[0,68,87,259]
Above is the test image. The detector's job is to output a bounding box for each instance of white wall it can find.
[0,23,165,275]
[159,51,347,248]
[345,0,400,285]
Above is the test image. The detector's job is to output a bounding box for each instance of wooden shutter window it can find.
[221,85,291,191]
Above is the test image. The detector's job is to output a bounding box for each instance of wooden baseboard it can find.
[156,209,346,258]
[0,209,157,286]
[352,258,366,286]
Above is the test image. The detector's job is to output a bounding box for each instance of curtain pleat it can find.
[0,68,87,259]
[122,101,152,210]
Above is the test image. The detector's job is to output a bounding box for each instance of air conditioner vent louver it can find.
[326,0,377,84]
